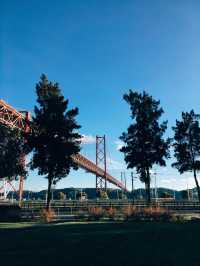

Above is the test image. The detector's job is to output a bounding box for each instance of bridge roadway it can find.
[0,99,126,191]
[72,153,126,190]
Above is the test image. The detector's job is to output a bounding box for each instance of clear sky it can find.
[1,0,200,191]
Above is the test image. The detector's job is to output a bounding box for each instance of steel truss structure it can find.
[0,100,30,130]
[0,179,17,200]
[0,99,30,202]
[95,135,107,193]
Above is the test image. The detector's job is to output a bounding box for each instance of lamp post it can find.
[154,171,158,202]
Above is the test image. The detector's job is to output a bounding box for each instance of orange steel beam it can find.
[72,154,126,190]
[0,100,27,130]
[0,99,127,191]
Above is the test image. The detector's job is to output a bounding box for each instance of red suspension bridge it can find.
[0,99,127,201]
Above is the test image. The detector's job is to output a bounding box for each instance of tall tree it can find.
[120,90,170,204]
[28,74,81,210]
[0,124,26,181]
[172,110,200,202]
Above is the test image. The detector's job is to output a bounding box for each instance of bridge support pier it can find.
[96,135,107,196]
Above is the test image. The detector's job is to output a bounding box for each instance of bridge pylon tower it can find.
[96,135,107,195]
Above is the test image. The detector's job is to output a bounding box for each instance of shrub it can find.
[142,207,171,221]
[122,205,137,220]
[107,207,117,220]
[121,206,172,222]
[88,207,104,221]
[40,208,55,223]
[143,206,164,215]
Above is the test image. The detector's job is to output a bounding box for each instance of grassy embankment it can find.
[0,221,199,266]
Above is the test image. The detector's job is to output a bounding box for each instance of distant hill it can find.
[7,187,199,200]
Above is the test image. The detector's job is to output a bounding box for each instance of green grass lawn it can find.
[0,221,199,266]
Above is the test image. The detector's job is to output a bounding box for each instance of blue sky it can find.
[1,0,200,191]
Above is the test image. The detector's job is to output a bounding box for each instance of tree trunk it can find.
[46,177,52,211]
[146,168,151,205]
[193,168,200,203]
[145,181,151,205]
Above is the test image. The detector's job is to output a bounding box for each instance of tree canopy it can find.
[0,124,26,180]
[172,110,200,202]
[28,74,81,209]
[120,90,170,203]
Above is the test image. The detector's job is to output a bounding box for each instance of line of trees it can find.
[1,76,200,206]
[120,90,200,204]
